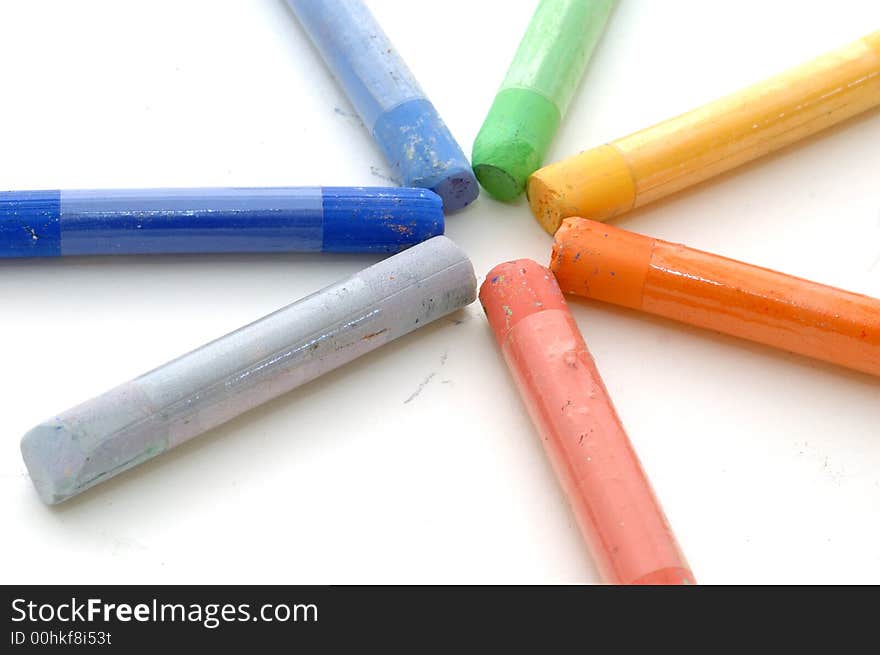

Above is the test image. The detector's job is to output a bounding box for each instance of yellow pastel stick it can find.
[527,31,880,234]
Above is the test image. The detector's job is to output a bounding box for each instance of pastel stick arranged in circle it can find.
[287,0,479,212]
[480,258,695,584]
[473,0,616,201]
[0,186,445,257]
[21,236,477,504]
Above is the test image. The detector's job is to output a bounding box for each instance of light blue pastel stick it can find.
[286,0,479,212]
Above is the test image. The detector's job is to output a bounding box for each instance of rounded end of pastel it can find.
[551,218,654,308]
[473,162,526,203]
[472,88,560,202]
[372,99,479,213]
[431,168,479,213]
[321,187,444,252]
[479,259,567,345]
[399,235,478,309]
[528,144,638,234]
[526,171,566,235]
[20,421,85,505]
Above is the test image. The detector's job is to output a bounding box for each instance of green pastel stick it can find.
[472,0,617,201]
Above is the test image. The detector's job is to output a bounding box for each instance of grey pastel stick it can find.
[21,236,477,504]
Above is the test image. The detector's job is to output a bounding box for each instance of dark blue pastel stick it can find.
[0,187,444,258]
[287,0,479,212]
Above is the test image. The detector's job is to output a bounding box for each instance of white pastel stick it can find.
[21,236,476,504]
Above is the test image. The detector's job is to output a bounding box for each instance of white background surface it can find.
[1,0,879,584]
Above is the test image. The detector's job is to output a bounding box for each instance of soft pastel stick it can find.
[0,186,444,258]
[480,259,694,584]
[553,218,880,376]
[472,0,616,201]
[528,30,880,233]
[20,236,476,504]
[287,0,478,212]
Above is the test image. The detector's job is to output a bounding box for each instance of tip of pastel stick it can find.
[431,169,480,213]
[321,187,445,252]
[372,99,479,213]
[473,135,543,202]
[472,87,560,202]
[479,259,568,344]
[551,215,589,244]
[20,422,83,505]
[473,163,525,202]
[526,172,566,235]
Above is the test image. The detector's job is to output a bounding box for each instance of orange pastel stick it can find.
[552,218,880,376]
[480,260,694,585]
